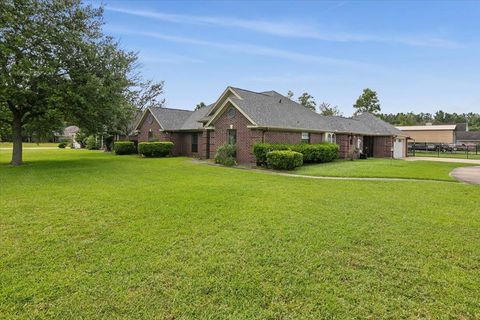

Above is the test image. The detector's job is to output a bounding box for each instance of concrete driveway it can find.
[450,166,480,184]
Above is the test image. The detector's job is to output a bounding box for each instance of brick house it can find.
[131,87,407,163]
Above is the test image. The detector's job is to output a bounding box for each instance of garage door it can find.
[393,138,405,159]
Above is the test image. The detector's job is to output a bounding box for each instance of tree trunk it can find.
[11,111,23,166]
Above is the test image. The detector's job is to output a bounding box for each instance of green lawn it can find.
[1,149,480,319]
[0,142,58,148]
[413,150,480,160]
[295,158,472,181]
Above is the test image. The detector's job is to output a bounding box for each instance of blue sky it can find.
[101,1,480,115]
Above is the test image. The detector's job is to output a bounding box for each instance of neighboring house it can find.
[55,125,81,147]
[134,87,407,163]
[456,131,480,145]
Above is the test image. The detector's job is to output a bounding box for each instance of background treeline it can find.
[378,111,480,130]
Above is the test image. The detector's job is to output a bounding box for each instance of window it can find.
[301,132,310,144]
[325,132,336,144]
[227,107,236,119]
[148,130,154,141]
[191,133,198,153]
[227,129,237,145]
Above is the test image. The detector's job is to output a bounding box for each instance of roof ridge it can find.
[231,87,272,97]
[150,106,193,112]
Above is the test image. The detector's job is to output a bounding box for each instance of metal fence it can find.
[408,142,480,159]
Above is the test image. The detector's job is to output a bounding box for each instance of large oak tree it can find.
[0,0,137,165]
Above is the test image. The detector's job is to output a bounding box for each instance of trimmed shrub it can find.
[266,150,303,170]
[215,144,236,166]
[290,143,339,163]
[253,142,339,165]
[58,142,68,148]
[86,135,99,150]
[114,141,136,155]
[138,141,173,157]
[253,143,290,165]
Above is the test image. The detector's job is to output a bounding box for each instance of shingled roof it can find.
[456,131,480,141]
[149,107,193,131]
[140,87,406,136]
[227,87,405,136]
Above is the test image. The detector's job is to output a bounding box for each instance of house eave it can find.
[247,125,406,137]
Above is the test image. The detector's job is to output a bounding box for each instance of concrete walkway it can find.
[194,161,450,184]
[406,156,480,164]
[253,170,450,183]
[450,166,480,185]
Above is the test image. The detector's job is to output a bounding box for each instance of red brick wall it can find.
[373,136,393,158]
[211,104,261,164]
[137,111,203,157]
[336,134,363,159]
[311,133,324,144]
[263,131,324,144]
[137,110,164,142]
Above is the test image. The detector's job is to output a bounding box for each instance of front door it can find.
[393,138,405,159]
[363,136,374,157]
[227,129,237,145]
[227,129,237,157]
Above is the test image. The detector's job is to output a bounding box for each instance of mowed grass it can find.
[0,142,58,148]
[296,158,472,181]
[1,149,480,319]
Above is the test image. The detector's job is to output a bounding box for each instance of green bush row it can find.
[58,142,68,148]
[266,150,303,170]
[215,144,236,166]
[114,141,136,155]
[253,142,339,165]
[138,141,173,157]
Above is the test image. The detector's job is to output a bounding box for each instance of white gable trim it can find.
[205,98,257,127]
[135,108,164,130]
[206,87,242,117]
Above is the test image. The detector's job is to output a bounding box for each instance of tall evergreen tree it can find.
[353,88,381,114]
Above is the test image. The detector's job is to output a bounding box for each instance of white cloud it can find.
[106,7,463,48]
[107,27,372,68]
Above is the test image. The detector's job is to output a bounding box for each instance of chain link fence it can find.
[408,142,480,159]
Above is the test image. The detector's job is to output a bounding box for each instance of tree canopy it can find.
[379,111,480,130]
[0,0,140,165]
[318,102,343,116]
[195,102,207,110]
[353,88,381,114]
[297,92,316,111]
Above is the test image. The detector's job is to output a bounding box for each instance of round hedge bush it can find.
[138,141,174,157]
[215,144,236,166]
[114,141,136,155]
[58,142,68,149]
[266,150,303,170]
